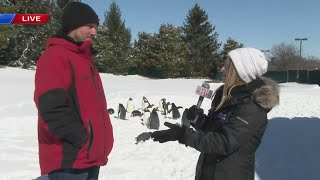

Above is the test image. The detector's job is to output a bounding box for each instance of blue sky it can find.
[82,0,320,58]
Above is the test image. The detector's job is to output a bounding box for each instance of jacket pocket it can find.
[86,120,94,159]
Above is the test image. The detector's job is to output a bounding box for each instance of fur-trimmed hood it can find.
[213,77,280,112]
[251,77,279,111]
[212,77,279,112]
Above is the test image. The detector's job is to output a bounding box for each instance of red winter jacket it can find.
[34,37,114,175]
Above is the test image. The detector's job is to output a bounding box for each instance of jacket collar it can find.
[213,77,279,112]
[46,31,96,60]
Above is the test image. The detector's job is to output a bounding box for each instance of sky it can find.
[82,0,320,58]
[1,66,320,179]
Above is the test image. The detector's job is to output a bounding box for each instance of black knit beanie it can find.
[62,2,99,33]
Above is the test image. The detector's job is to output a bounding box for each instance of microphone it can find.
[196,82,210,108]
[191,82,213,124]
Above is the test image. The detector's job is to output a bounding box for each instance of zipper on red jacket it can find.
[89,64,101,98]
[89,63,107,163]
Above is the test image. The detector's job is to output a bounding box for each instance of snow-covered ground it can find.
[0,66,319,180]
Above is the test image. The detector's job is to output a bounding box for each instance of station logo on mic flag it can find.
[195,85,214,99]
[0,14,50,25]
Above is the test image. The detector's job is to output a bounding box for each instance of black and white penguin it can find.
[146,103,155,112]
[170,103,183,120]
[131,110,143,117]
[149,108,160,130]
[162,101,169,115]
[141,109,151,126]
[141,96,150,110]
[158,98,166,113]
[107,108,115,115]
[181,109,191,128]
[126,97,135,113]
[117,103,127,120]
[165,102,172,118]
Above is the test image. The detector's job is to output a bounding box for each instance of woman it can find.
[151,47,279,180]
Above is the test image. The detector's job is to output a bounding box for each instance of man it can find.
[34,2,114,180]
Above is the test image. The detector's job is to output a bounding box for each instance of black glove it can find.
[151,122,185,143]
[185,105,206,130]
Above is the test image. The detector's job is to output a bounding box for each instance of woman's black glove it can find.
[151,122,185,143]
[185,105,207,130]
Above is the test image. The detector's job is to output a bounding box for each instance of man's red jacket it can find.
[34,37,114,175]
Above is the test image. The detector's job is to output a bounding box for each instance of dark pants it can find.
[35,166,100,180]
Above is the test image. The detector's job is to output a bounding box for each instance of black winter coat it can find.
[183,77,279,180]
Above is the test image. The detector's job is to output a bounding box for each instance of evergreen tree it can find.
[94,1,131,74]
[94,26,113,72]
[182,3,221,78]
[0,0,80,68]
[132,32,157,76]
[0,1,21,65]
[220,37,244,66]
[156,24,187,78]
[133,24,187,78]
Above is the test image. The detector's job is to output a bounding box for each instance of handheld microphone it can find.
[191,82,213,124]
[196,82,210,108]
[195,82,214,108]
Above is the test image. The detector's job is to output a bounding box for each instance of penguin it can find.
[146,103,155,112]
[135,132,152,144]
[170,103,183,120]
[181,109,191,128]
[117,103,127,120]
[142,96,151,110]
[131,110,143,117]
[162,101,169,115]
[107,108,115,115]
[126,97,135,113]
[165,102,172,118]
[141,109,151,126]
[149,108,160,130]
[158,98,166,113]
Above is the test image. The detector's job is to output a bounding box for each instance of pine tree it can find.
[133,24,187,78]
[1,0,62,68]
[0,0,80,68]
[221,37,244,66]
[94,1,131,74]
[0,1,21,65]
[132,32,157,76]
[157,24,187,78]
[182,3,221,78]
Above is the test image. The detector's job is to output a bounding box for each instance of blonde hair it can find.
[215,58,245,110]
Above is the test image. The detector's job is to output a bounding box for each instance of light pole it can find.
[295,38,308,58]
[294,38,308,79]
